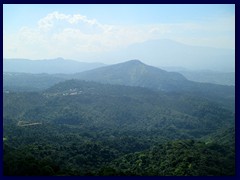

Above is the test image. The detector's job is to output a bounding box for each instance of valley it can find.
[3,4,235,176]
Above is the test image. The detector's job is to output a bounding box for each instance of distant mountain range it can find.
[3,57,235,86]
[4,39,235,73]
[161,66,235,86]
[3,59,234,111]
[177,71,235,86]
[101,39,235,72]
[3,57,105,74]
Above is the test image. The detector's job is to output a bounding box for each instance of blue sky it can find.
[3,4,235,60]
[4,4,234,28]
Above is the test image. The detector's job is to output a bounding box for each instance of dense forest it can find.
[3,79,235,176]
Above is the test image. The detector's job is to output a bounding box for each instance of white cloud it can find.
[3,11,235,60]
[37,11,102,32]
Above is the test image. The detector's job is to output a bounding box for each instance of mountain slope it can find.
[75,59,188,91]
[74,60,234,107]
[105,139,234,176]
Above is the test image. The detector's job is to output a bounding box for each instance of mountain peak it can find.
[55,57,65,61]
[76,59,188,91]
[124,59,144,65]
[127,59,143,64]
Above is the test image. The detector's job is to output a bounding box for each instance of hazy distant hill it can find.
[3,39,235,73]
[179,71,235,86]
[104,39,234,72]
[161,66,235,86]
[3,57,105,74]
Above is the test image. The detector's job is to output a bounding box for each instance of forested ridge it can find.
[3,79,235,176]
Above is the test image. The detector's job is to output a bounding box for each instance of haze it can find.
[3,4,235,71]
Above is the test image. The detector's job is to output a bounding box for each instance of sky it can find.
[3,4,235,62]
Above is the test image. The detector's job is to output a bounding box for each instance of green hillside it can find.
[3,80,235,176]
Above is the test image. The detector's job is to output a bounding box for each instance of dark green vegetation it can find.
[3,78,235,176]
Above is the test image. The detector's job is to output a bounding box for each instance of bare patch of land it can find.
[17,121,42,127]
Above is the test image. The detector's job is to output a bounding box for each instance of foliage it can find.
[104,140,235,176]
[3,80,235,176]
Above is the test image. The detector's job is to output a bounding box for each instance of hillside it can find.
[74,60,234,110]
[104,139,234,176]
[75,60,188,91]
[3,60,235,111]
[3,79,235,175]
[4,79,234,136]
